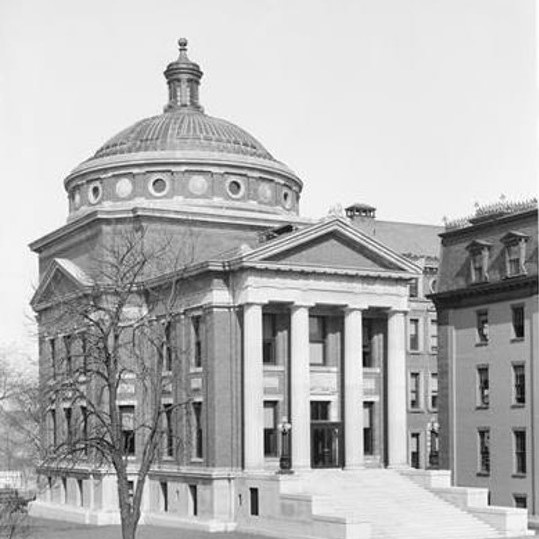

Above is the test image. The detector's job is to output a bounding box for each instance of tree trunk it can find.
[120,508,138,539]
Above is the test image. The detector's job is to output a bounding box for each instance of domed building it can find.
[29,40,528,538]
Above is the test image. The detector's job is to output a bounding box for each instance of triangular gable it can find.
[234,218,421,274]
[31,258,93,309]
[500,231,530,244]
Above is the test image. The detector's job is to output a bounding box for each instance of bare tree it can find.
[0,349,37,539]
[36,225,195,539]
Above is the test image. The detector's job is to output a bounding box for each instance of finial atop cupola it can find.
[164,38,204,113]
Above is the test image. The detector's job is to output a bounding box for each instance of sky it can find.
[0,0,536,358]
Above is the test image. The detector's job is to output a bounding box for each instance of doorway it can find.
[310,401,342,468]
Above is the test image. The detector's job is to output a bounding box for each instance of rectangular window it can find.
[430,373,438,410]
[430,320,438,352]
[77,479,84,507]
[472,252,484,283]
[188,484,198,516]
[163,322,172,371]
[63,335,72,376]
[409,319,419,351]
[512,306,525,339]
[263,401,278,457]
[513,494,527,509]
[80,405,88,456]
[64,407,72,447]
[410,432,420,469]
[478,429,490,474]
[127,481,134,505]
[514,430,526,475]
[249,487,259,516]
[192,316,202,368]
[409,279,418,298]
[363,402,374,456]
[49,409,57,448]
[80,332,88,375]
[477,366,489,407]
[506,244,521,276]
[409,372,421,410]
[513,364,525,405]
[49,338,56,379]
[310,401,330,421]
[262,313,277,365]
[362,319,373,367]
[476,311,489,344]
[309,316,326,366]
[193,402,203,459]
[160,481,168,512]
[163,403,174,457]
[120,405,135,456]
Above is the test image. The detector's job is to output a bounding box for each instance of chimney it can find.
[345,203,377,236]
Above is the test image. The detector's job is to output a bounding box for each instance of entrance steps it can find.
[238,468,530,539]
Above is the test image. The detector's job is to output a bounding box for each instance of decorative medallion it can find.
[72,187,82,209]
[282,187,294,209]
[148,175,170,197]
[88,181,102,204]
[188,174,209,195]
[226,177,245,199]
[258,183,273,203]
[115,178,133,198]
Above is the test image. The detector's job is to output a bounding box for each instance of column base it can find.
[343,465,365,471]
[387,464,411,470]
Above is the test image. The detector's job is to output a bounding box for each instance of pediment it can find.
[239,218,421,274]
[265,232,401,271]
[31,259,92,309]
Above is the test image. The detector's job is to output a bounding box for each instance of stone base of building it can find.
[31,468,532,539]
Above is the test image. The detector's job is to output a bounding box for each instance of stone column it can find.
[387,310,408,467]
[243,303,264,471]
[344,307,364,469]
[290,304,311,470]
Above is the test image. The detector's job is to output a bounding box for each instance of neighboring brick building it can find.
[431,199,538,517]
[28,40,529,538]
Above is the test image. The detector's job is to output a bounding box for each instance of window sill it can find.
[363,367,380,373]
[475,405,489,410]
[503,273,527,280]
[408,350,422,355]
[190,367,203,374]
[309,365,338,372]
[190,458,204,464]
[475,342,489,347]
[476,472,490,477]
[510,337,525,344]
[408,408,424,414]
[512,473,527,479]
[263,365,284,372]
[511,403,526,409]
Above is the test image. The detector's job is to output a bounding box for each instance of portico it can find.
[234,218,419,473]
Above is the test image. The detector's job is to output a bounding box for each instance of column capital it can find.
[388,308,410,316]
[343,304,367,313]
[241,300,267,308]
[289,302,314,312]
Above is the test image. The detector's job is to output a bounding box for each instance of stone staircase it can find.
[290,469,502,539]
[238,468,530,539]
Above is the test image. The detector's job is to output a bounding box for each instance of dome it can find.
[64,39,302,222]
[91,109,274,162]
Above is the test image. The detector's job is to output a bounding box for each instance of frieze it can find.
[310,371,338,395]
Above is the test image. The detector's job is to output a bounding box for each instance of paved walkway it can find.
[26,517,260,539]
[24,517,538,539]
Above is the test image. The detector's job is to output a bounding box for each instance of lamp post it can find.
[278,418,293,473]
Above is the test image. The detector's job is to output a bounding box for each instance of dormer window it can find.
[466,240,492,284]
[501,231,529,277]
